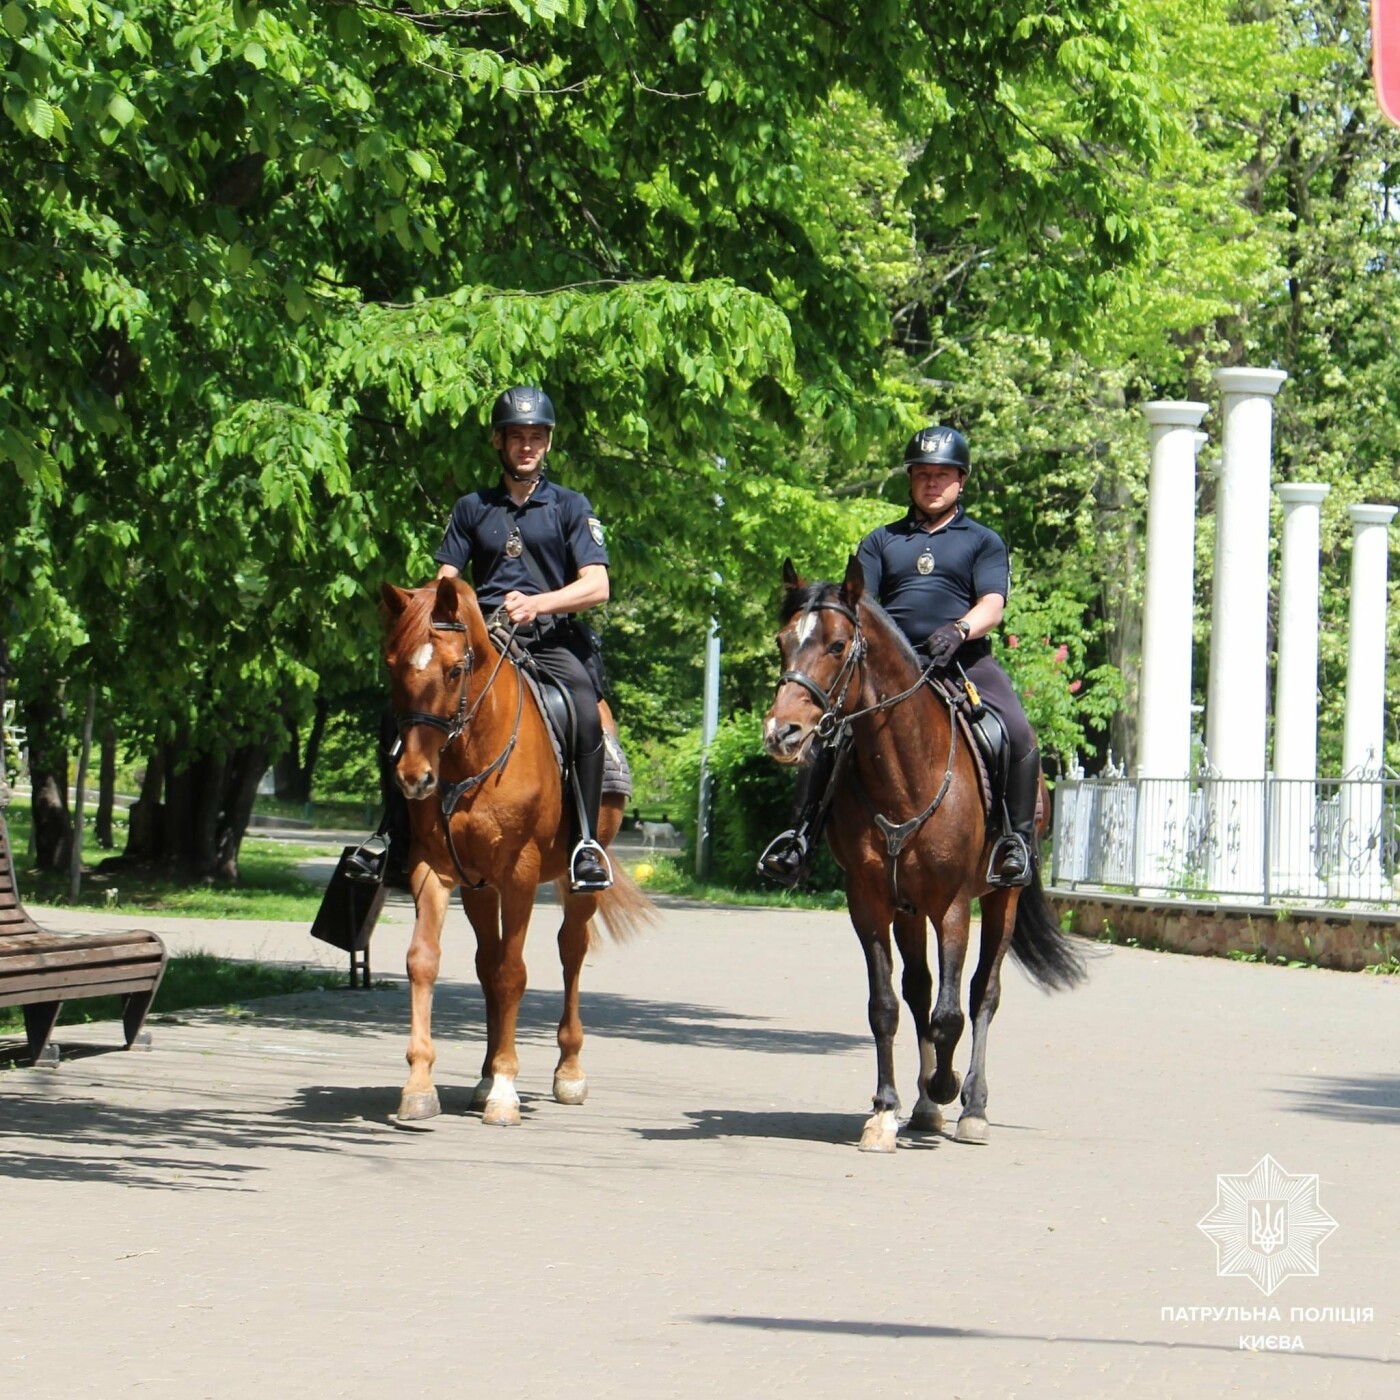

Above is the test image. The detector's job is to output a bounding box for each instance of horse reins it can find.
[784,597,961,914]
[394,618,525,888]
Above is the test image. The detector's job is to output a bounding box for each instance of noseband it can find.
[778,599,866,738]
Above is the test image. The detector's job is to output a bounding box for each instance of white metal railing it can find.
[1051,775,1400,909]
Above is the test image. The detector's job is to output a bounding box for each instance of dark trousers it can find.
[959,653,1034,761]
[526,629,602,753]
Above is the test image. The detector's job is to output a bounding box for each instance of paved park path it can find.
[2,887,1396,1398]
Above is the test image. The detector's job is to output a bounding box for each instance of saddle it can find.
[930,673,1008,834]
[485,623,632,795]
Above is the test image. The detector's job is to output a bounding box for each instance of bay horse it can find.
[380,577,653,1128]
[762,557,1084,1152]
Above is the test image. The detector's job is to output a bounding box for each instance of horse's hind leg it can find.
[855,915,901,1153]
[397,876,453,1123]
[957,889,1017,1144]
[462,885,502,1111]
[553,890,596,1105]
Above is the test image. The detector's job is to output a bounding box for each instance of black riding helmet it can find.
[491,385,556,431]
[904,425,970,475]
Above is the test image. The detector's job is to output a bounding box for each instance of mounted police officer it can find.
[432,385,614,891]
[759,425,1041,888]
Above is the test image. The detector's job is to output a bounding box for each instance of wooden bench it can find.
[0,812,167,1064]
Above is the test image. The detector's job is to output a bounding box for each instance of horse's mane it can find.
[384,580,484,651]
[780,580,923,676]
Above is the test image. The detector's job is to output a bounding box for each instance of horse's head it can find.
[763,556,867,765]
[381,577,484,800]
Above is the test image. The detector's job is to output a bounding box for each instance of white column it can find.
[1270,484,1329,897]
[1337,504,1397,901]
[1135,401,1207,891]
[1206,367,1287,898]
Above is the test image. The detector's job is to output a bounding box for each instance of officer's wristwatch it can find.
[954,618,971,639]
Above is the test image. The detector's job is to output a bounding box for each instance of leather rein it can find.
[393,618,523,887]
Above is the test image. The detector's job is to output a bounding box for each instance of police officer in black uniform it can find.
[433,385,614,891]
[759,425,1040,888]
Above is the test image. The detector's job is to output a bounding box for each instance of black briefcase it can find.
[310,844,390,987]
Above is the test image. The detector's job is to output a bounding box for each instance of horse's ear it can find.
[380,583,411,617]
[782,557,804,590]
[434,575,462,622]
[841,554,864,606]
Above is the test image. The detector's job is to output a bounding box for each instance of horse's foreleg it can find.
[855,917,901,1153]
[480,882,535,1127]
[397,874,453,1123]
[892,912,940,1134]
[462,885,502,1111]
[957,889,1017,1144]
[553,891,596,1105]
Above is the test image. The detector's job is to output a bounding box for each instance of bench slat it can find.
[1,957,164,993]
[1,975,164,1006]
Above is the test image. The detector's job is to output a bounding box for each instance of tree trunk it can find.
[24,691,72,871]
[69,687,96,901]
[214,742,270,884]
[96,720,117,848]
[273,697,328,804]
[124,750,165,862]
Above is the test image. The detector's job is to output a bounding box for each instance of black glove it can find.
[924,622,965,669]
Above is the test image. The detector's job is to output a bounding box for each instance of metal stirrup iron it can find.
[569,838,613,891]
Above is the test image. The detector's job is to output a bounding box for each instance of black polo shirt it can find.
[433,476,610,611]
[855,505,1010,652]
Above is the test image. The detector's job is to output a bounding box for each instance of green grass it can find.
[0,950,347,1036]
[5,808,342,920]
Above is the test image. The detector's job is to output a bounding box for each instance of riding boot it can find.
[757,744,834,887]
[382,782,412,891]
[569,741,613,892]
[990,747,1041,888]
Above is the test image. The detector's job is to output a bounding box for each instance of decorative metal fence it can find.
[1051,775,1400,910]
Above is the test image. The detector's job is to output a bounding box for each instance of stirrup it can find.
[757,829,810,888]
[569,838,613,892]
[986,833,1034,888]
[344,836,389,885]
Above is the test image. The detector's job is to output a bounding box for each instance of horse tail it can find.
[1010,866,1086,991]
[592,863,658,945]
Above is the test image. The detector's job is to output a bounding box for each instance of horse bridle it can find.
[777,599,867,740]
[393,618,524,888]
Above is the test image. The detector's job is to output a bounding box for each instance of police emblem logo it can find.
[505,530,524,558]
[588,517,605,546]
[916,549,934,574]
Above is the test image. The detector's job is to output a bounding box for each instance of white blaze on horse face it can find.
[409,643,434,672]
[796,611,819,648]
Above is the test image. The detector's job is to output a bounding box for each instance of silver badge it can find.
[588,516,605,547]
[505,530,524,558]
[916,550,934,575]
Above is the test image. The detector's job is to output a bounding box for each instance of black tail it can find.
[1010,867,1086,991]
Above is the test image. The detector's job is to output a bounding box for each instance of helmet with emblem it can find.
[903,425,970,474]
[491,385,556,431]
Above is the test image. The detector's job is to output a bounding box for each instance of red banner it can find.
[1375,0,1400,126]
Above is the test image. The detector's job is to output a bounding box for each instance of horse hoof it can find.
[955,1115,989,1144]
[858,1110,899,1153]
[469,1077,492,1110]
[395,1090,441,1123]
[553,1074,588,1106]
[908,1101,945,1134]
[482,1097,522,1127]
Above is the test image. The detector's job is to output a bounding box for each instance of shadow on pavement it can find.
[235,983,870,1057]
[1277,1071,1400,1125]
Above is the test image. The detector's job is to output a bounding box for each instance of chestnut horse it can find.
[763,558,1084,1152]
[381,577,653,1128]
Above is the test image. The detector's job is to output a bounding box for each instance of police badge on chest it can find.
[916,549,934,575]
